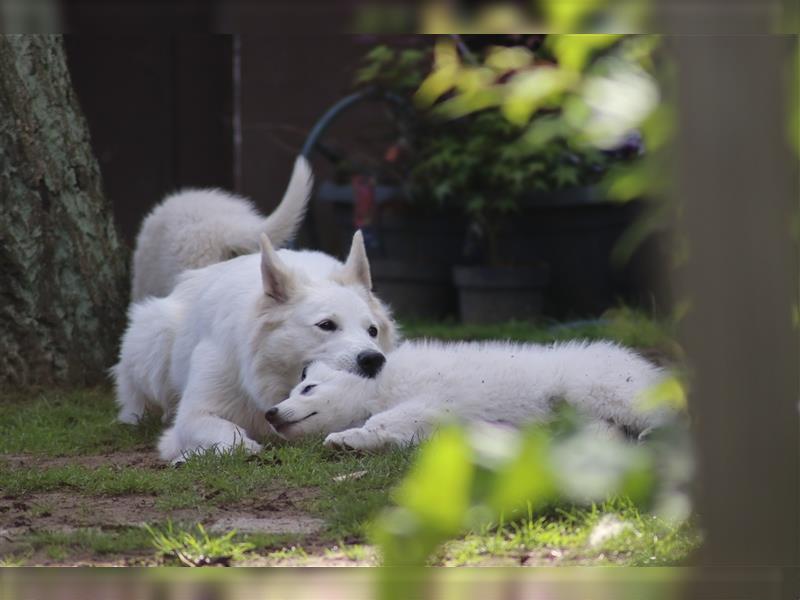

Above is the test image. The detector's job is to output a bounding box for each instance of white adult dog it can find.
[131,156,313,301]
[267,339,672,450]
[113,230,397,462]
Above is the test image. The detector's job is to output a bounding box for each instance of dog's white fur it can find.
[131,156,313,301]
[271,340,672,450]
[113,231,397,462]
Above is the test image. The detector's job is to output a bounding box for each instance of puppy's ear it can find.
[260,233,295,302]
[340,230,372,291]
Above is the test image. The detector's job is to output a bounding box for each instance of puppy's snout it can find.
[357,351,386,378]
[265,407,279,424]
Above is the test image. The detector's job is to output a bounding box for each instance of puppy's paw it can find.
[324,429,378,452]
[323,432,348,450]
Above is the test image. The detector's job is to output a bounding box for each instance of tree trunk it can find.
[0,34,129,387]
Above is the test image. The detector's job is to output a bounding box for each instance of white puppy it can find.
[113,231,397,462]
[267,340,672,450]
[131,156,313,301]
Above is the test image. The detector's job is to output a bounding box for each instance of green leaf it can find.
[550,429,654,504]
[398,49,425,66]
[501,67,577,126]
[355,63,381,84]
[485,46,534,72]
[547,35,622,72]
[393,426,473,534]
[365,45,394,64]
[516,116,571,151]
[414,40,460,108]
[603,160,663,201]
[553,163,580,187]
[486,429,557,514]
[434,87,504,120]
[637,375,688,413]
[455,66,496,94]
[542,0,604,32]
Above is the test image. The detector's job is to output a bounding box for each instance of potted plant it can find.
[405,34,668,322]
[408,110,617,324]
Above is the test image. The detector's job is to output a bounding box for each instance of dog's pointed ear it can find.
[260,233,294,302]
[340,230,372,291]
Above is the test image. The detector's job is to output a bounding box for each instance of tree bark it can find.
[0,34,128,386]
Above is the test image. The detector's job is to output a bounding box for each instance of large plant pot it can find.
[452,265,549,325]
[496,190,666,319]
[371,260,457,320]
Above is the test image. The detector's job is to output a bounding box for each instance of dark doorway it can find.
[64,35,235,245]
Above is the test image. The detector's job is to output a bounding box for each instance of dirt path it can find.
[0,450,338,566]
[2,449,164,470]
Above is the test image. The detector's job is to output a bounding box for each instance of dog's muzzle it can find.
[356,351,386,378]
[265,407,317,432]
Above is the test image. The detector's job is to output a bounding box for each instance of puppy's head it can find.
[265,362,370,438]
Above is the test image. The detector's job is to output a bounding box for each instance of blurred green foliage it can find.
[413,34,679,267]
[355,45,428,92]
[440,496,699,567]
[356,39,648,201]
[408,111,614,212]
[414,35,670,191]
[408,1,652,35]
[355,37,657,264]
[376,308,691,598]
[373,411,691,599]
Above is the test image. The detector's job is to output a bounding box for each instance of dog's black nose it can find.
[265,407,279,423]
[357,351,386,378]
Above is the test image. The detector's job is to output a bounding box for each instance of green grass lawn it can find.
[0,312,698,566]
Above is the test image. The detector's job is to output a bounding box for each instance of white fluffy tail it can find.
[261,156,314,248]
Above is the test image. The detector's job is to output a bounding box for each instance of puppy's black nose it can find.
[357,351,386,378]
[265,407,279,423]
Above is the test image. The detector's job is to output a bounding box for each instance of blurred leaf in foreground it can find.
[414,38,460,108]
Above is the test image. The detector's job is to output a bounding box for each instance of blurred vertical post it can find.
[669,34,799,596]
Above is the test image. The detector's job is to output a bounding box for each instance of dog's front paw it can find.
[324,429,379,451]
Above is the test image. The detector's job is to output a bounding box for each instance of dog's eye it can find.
[316,320,337,332]
[300,366,308,380]
[367,325,378,338]
[301,384,316,395]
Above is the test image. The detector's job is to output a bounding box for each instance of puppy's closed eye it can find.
[301,384,316,395]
